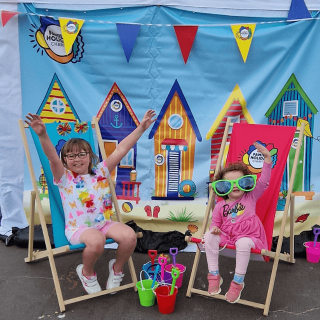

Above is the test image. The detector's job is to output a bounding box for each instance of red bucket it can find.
[154,285,178,314]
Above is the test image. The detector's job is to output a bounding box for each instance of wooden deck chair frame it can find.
[186,118,305,316]
[19,117,138,312]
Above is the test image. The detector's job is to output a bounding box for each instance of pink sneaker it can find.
[207,273,223,295]
[225,281,244,303]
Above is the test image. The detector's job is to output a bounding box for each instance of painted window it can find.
[228,115,240,134]
[168,114,183,130]
[120,148,134,167]
[283,100,298,117]
[50,98,66,115]
[155,154,165,166]
[110,99,123,112]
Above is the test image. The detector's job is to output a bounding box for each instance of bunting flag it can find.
[59,18,84,55]
[297,118,313,137]
[174,26,198,64]
[1,10,19,27]
[116,23,141,62]
[287,0,311,21]
[231,24,256,63]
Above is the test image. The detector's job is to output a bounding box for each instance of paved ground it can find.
[1,241,320,320]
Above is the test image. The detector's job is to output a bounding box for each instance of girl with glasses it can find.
[25,110,156,295]
[205,142,271,303]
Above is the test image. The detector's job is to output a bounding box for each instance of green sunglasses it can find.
[212,175,257,197]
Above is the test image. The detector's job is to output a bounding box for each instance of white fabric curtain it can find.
[0,2,28,236]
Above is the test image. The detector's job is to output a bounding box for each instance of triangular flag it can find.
[231,24,256,63]
[116,23,141,62]
[1,10,19,27]
[297,118,312,137]
[287,0,311,21]
[59,18,84,55]
[174,26,198,64]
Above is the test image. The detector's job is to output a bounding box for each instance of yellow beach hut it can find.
[148,80,202,200]
[36,73,80,123]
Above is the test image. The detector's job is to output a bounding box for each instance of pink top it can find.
[209,162,272,251]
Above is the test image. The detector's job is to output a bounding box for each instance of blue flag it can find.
[116,23,141,62]
[287,0,311,21]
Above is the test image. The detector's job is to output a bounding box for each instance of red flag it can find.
[1,10,19,27]
[174,26,198,64]
[226,124,296,251]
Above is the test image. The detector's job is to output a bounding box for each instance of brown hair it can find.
[60,138,99,175]
[213,162,252,200]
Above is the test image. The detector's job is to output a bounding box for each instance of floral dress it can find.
[54,160,114,242]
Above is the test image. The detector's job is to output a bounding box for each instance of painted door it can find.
[288,132,305,191]
[103,140,117,182]
[167,150,181,197]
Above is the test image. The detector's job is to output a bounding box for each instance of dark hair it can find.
[213,162,252,200]
[60,138,99,175]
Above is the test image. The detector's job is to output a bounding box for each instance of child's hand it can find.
[254,141,271,164]
[25,113,47,136]
[140,109,157,131]
[211,226,221,235]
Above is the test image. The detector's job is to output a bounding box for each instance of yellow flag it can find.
[59,18,84,55]
[231,24,256,63]
[297,118,313,137]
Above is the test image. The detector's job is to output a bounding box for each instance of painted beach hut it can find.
[36,73,81,197]
[36,73,80,123]
[265,73,318,193]
[148,79,202,200]
[206,84,254,174]
[96,83,141,200]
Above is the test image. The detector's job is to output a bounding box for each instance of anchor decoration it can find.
[111,114,123,129]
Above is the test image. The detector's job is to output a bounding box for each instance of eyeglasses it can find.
[212,175,257,197]
[64,152,88,160]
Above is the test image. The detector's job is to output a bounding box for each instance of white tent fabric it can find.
[0,2,28,236]
[0,0,319,237]
[3,1,320,16]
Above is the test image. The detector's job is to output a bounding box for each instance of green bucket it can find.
[136,272,159,307]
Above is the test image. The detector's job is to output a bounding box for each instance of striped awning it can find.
[161,138,188,151]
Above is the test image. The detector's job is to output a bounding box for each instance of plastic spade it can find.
[148,249,157,271]
[151,264,160,289]
[158,256,167,281]
[170,267,180,295]
[169,247,178,266]
[313,228,320,247]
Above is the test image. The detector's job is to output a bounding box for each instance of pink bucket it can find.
[164,263,186,288]
[304,242,320,263]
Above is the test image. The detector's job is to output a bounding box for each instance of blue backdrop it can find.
[19,4,320,200]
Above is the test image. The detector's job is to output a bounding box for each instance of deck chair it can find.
[19,117,138,312]
[186,119,305,316]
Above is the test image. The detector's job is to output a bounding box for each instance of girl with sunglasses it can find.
[25,110,156,295]
[205,141,271,303]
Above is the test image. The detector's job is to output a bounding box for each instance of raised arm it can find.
[105,109,156,173]
[25,113,65,182]
[249,141,272,200]
[253,141,271,164]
